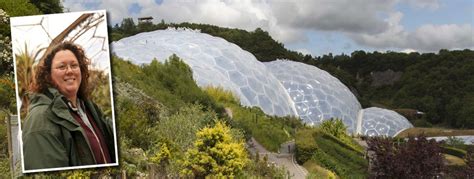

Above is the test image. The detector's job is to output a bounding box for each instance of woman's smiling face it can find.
[50,50,82,100]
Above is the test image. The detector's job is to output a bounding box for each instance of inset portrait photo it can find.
[10,10,118,173]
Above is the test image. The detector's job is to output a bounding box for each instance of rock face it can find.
[370,69,402,87]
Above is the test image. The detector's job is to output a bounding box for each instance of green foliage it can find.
[0,113,6,152]
[318,118,347,139]
[294,128,317,164]
[29,0,63,14]
[115,97,155,149]
[241,153,287,178]
[0,10,16,113]
[444,146,474,178]
[150,143,171,165]
[0,12,13,77]
[110,17,474,129]
[0,112,9,178]
[182,121,249,178]
[153,104,216,155]
[119,18,137,36]
[313,50,474,129]
[0,157,10,178]
[412,119,433,127]
[204,86,239,104]
[204,87,302,152]
[89,70,112,117]
[0,0,41,17]
[0,77,16,112]
[317,118,364,153]
[442,146,467,159]
[232,107,293,152]
[112,55,222,115]
[312,131,368,178]
[118,137,148,177]
[303,160,337,179]
[446,136,466,147]
[295,127,367,178]
[0,9,11,38]
[320,131,364,155]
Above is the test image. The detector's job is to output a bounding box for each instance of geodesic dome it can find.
[112,29,413,136]
[359,107,413,137]
[111,29,297,116]
[264,60,362,133]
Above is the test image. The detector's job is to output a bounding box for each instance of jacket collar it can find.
[37,88,83,131]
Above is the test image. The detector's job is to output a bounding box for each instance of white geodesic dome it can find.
[112,29,413,136]
[359,107,414,137]
[264,60,362,133]
[111,29,297,116]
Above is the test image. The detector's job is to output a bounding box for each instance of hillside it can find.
[110,19,474,129]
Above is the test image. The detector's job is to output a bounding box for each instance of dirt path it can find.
[247,137,308,179]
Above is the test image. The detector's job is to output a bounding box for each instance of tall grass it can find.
[204,86,302,152]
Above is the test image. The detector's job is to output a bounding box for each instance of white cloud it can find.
[401,48,416,53]
[62,0,473,53]
[63,0,396,43]
[350,12,407,47]
[351,11,474,52]
[295,48,311,55]
[404,0,440,10]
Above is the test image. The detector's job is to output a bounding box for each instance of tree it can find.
[120,18,137,36]
[181,121,248,178]
[367,135,444,178]
[0,10,16,113]
[0,0,41,18]
[15,44,43,114]
[29,0,63,14]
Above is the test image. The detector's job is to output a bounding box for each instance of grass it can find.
[443,154,466,166]
[204,87,302,152]
[397,127,474,138]
[303,160,337,179]
[309,131,368,178]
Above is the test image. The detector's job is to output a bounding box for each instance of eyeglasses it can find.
[54,63,80,71]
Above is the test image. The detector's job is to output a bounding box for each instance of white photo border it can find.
[10,10,119,174]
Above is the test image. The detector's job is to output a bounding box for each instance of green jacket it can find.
[22,88,116,170]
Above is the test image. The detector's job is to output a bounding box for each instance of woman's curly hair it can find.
[30,41,90,100]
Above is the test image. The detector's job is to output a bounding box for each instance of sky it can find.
[63,0,473,57]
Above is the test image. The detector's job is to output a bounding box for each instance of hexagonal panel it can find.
[112,29,297,116]
[360,107,413,137]
[264,60,362,133]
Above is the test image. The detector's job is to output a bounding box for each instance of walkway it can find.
[247,137,308,179]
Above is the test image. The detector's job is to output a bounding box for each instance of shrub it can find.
[446,136,465,147]
[313,131,368,178]
[295,128,317,164]
[241,152,287,178]
[318,118,347,139]
[181,121,249,177]
[412,119,433,127]
[367,135,444,178]
[442,146,467,158]
[317,118,364,153]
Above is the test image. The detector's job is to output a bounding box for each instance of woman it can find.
[22,42,115,170]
